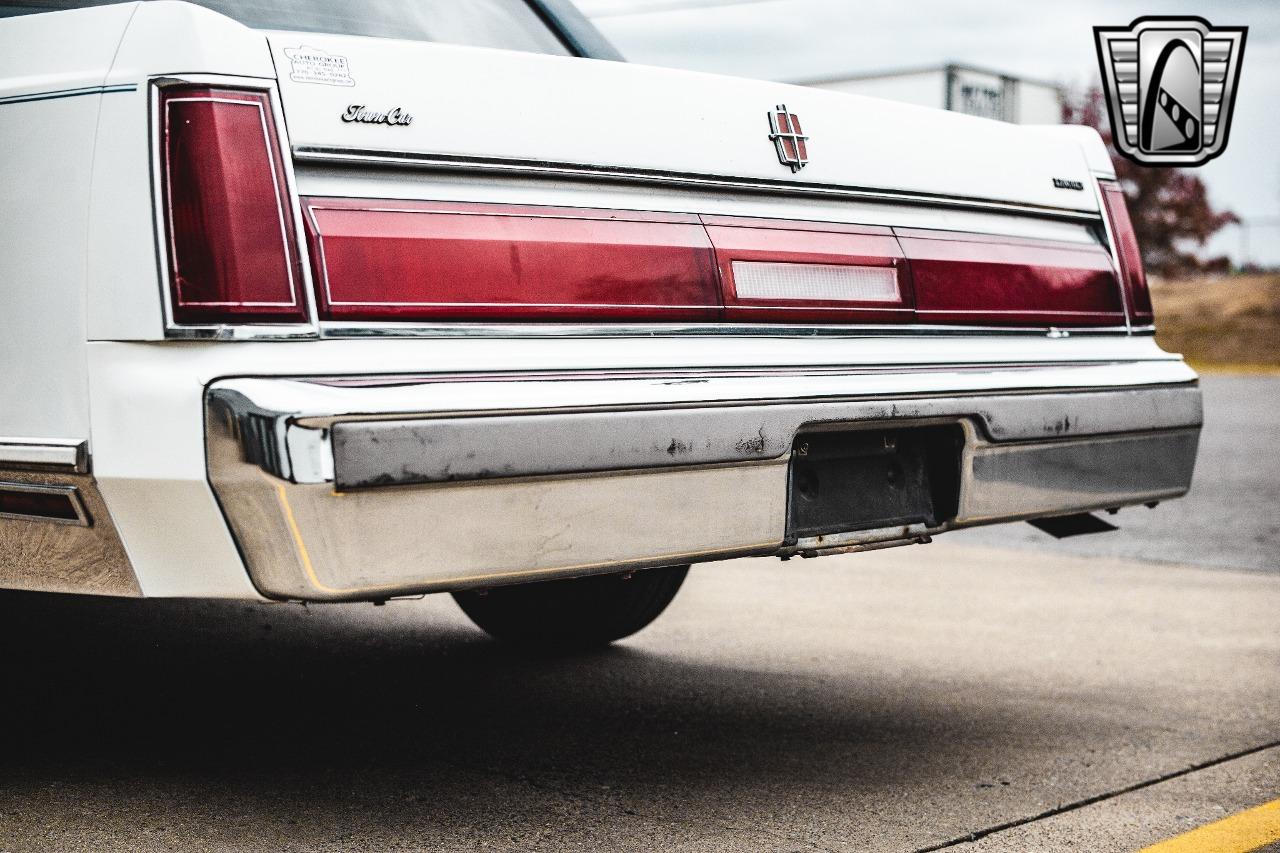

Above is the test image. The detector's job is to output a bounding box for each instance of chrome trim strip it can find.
[0,83,136,106]
[291,146,1102,224]
[0,439,88,473]
[294,361,1176,388]
[162,324,321,342]
[318,321,1137,340]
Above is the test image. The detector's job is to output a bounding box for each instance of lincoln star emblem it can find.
[768,105,808,173]
[1094,16,1246,167]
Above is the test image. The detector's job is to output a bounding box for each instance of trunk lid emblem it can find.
[768,105,808,173]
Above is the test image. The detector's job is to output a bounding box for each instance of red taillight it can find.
[304,200,720,322]
[160,86,307,326]
[300,198,1129,328]
[900,228,1125,326]
[1097,179,1153,326]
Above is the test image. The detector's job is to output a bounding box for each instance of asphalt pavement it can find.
[0,375,1276,852]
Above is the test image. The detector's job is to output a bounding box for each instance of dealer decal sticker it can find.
[283,46,355,87]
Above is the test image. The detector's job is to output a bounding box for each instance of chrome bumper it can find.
[205,360,1201,601]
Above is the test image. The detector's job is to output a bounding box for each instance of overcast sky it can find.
[578,0,1280,267]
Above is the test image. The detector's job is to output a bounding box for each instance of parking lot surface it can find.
[1,544,1277,851]
[0,376,1276,852]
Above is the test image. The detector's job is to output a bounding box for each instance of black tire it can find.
[452,565,690,650]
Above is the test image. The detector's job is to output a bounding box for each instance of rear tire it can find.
[452,565,690,650]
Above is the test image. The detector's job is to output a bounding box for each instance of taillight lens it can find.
[159,86,307,325]
[304,200,720,322]
[300,198,1129,329]
[900,228,1125,326]
[1097,179,1154,326]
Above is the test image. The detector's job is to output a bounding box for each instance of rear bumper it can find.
[204,359,1201,601]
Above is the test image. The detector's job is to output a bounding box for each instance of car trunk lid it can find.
[266,33,1099,217]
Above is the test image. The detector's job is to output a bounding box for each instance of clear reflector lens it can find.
[731,261,899,303]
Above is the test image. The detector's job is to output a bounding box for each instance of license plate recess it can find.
[786,425,963,540]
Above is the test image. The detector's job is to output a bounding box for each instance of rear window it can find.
[0,0,572,55]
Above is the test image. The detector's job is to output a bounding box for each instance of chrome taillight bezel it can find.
[149,74,319,340]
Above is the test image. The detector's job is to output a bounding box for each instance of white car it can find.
[0,0,1201,648]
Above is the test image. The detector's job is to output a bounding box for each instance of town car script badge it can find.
[341,104,414,126]
[1094,16,1246,167]
[768,104,808,172]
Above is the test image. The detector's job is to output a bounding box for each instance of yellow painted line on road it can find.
[1138,798,1280,853]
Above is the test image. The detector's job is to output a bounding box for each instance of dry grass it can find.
[1150,273,1280,371]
